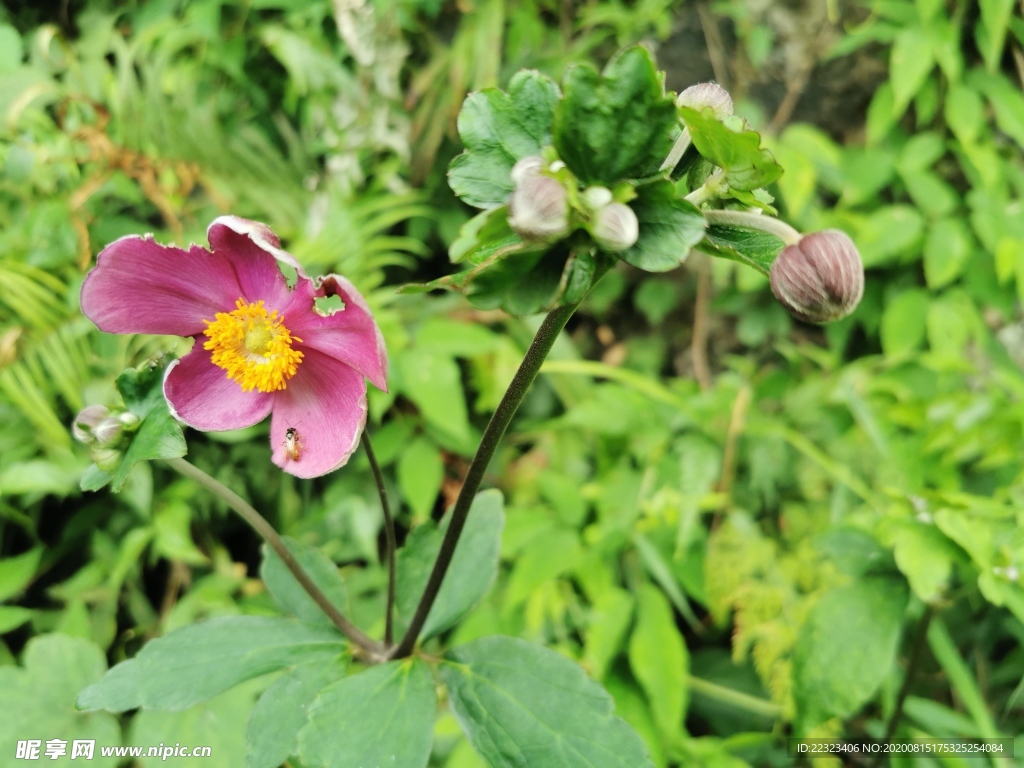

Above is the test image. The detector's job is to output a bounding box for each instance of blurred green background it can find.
[1,0,1023,765]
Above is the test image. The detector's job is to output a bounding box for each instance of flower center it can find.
[202,299,303,392]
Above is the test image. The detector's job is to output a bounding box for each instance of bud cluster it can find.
[73,405,141,471]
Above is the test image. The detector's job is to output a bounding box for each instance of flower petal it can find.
[164,343,273,431]
[269,348,367,479]
[208,216,308,281]
[81,236,243,337]
[283,275,388,392]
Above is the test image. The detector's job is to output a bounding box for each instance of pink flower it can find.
[81,216,388,479]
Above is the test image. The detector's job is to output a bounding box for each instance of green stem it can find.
[684,169,726,207]
[687,676,782,719]
[703,208,802,246]
[659,127,692,172]
[870,605,935,768]
[361,432,396,645]
[389,302,579,658]
[164,457,382,656]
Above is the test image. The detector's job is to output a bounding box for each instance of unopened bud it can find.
[677,82,734,119]
[508,157,569,241]
[590,202,639,252]
[72,405,110,443]
[92,416,124,446]
[94,446,123,472]
[769,230,864,324]
[581,186,613,212]
[118,411,140,430]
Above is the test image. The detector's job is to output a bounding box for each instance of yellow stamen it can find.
[203,299,303,392]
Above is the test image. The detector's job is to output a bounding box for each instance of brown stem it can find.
[361,432,396,645]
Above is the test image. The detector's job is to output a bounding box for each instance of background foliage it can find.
[1,0,1023,765]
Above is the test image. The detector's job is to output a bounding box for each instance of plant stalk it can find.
[164,456,382,655]
[389,302,579,658]
[361,432,396,645]
[703,208,802,245]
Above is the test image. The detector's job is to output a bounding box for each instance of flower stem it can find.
[361,431,396,646]
[659,127,692,172]
[870,605,935,768]
[164,456,382,656]
[684,169,726,207]
[703,209,802,246]
[389,302,579,659]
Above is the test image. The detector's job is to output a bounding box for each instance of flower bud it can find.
[94,446,123,472]
[72,404,110,443]
[677,82,734,119]
[508,158,569,241]
[91,416,125,447]
[769,229,864,324]
[590,202,639,252]
[580,186,613,212]
[118,411,141,430]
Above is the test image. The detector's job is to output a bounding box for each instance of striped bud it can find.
[590,202,639,252]
[769,230,864,324]
[676,82,734,119]
[91,416,125,447]
[72,404,110,443]
[507,156,569,241]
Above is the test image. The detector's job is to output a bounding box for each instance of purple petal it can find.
[283,275,388,392]
[164,343,273,431]
[81,236,243,337]
[269,348,368,479]
[208,216,308,280]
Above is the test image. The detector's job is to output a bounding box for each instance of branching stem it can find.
[389,302,579,658]
[164,456,382,656]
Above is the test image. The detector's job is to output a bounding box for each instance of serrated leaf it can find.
[619,180,706,272]
[628,585,688,738]
[441,636,654,768]
[396,490,504,640]
[246,661,348,768]
[679,107,783,191]
[792,576,908,732]
[298,660,436,768]
[77,617,347,712]
[554,46,677,185]
[0,634,122,767]
[449,70,560,209]
[696,223,784,276]
[260,539,349,625]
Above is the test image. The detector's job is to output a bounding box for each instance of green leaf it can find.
[448,70,561,209]
[696,224,784,276]
[583,588,634,681]
[978,0,1015,72]
[619,181,706,272]
[298,660,436,768]
[398,437,444,523]
[892,523,956,603]
[260,539,349,625]
[628,585,688,737]
[554,46,677,185]
[889,28,935,117]
[449,207,530,265]
[397,348,474,451]
[77,617,347,712]
[246,661,348,768]
[441,636,654,768]
[679,108,783,191]
[0,606,34,633]
[396,490,504,640]
[792,575,909,731]
[0,547,41,602]
[880,288,929,358]
[924,219,973,289]
[0,634,122,767]
[131,680,259,767]
[505,526,583,608]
